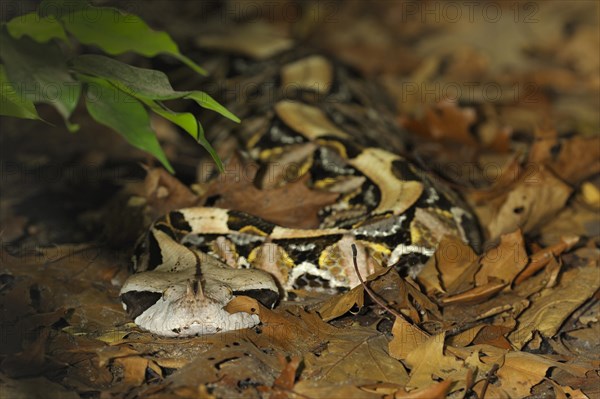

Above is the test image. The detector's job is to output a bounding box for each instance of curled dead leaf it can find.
[440,280,507,306]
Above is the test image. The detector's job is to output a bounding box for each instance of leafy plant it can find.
[0,0,238,172]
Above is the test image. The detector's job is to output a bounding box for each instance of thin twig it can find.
[351,243,406,321]
[479,363,499,398]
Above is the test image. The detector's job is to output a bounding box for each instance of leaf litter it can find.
[1,1,599,398]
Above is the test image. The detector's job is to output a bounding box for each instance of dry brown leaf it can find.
[403,100,478,145]
[551,367,600,399]
[368,271,441,323]
[461,348,500,386]
[561,385,592,399]
[96,345,139,368]
[515,235,579,285]
[529,132,600,185]
[114,356,149,387]
[154,357,191,370]
[195,22,293,60]
[440,280,507,306]
[281,55,333,94]
[292,381,383,399]
[303,328,410,386]
[475,230,528,286]
[415,255,443,295]
[435,236,479,295]
[493,351,584,398]
[486,167,572,239]
[471,379,511,399]
[508,262,600,349]
[317,266,392,322]
[393,379,452,399]
[0,375,80,399]
[539,200,599,246]
[317,285,365,323]
[226,296,336,353]
[467,155,522,203]
[206,155,339,229]
[157,331,282,395]
[0,328,49,378]
[470,326,514,350]
[446,325,487,348]
[405,333,467,391]
[562,324,600,361]
[388,317,429,360]
[271,355,300,394]
[143,167,199,216]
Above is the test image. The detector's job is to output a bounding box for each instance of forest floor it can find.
[1,1,599,398]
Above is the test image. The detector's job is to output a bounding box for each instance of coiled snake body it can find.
[120,53,481,337]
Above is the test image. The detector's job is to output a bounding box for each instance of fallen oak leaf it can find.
[508,262,599,349]
[486,167,572,239]
[204,154,339,229]
[528,129,600,185]
[302,328,410,386]
[403,99,478,145]
[389,316,430,360]
[490,351,586,398]
[225,296,337,353]
[405,332,468,392]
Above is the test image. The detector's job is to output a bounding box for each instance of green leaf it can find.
[72,55,232,171]
[145,100,224,171]
[0,65,42,120]
[83,76,173,173]
[72,54,181,100]
[0,29,80,130]
[185,91,240,123]
[6,12,68,43]
[60,7,206,75]
[72,55,239,122]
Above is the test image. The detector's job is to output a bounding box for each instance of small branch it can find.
[479,363,499,398]
[351,243,406,321]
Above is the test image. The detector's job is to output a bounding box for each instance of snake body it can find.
[120,53,481,337]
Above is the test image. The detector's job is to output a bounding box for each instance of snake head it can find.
[120,230,280,337]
